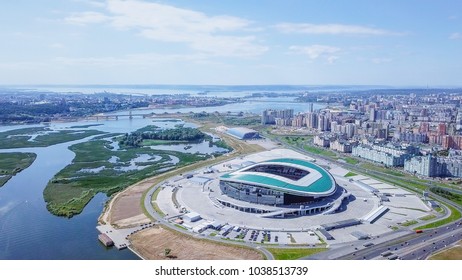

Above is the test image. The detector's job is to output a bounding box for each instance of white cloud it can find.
[71,0,106,8]
[371,57,392,64]
[65,11,109,25]
[50,43,65,49]
[327,56,339,64]
[289,45,341,63]
[275,23,401,36]
[64,0,267,57]
[449,32,462,40]
[54,52,210,67]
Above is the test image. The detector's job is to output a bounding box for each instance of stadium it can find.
[219,158,337,206]
[153,149,434,241]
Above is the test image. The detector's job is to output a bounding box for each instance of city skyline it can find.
[1,0,461,86]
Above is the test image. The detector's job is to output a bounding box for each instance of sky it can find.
[0,0,461,86]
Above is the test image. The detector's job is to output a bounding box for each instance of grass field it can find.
[360,162,405,177]
[0,152,37,187]
[343,157,359,165]
[344,171,357,177]
[266,247,328,260]
[302,145,337,158]
[401,220,418,226]
[420,214,436,221]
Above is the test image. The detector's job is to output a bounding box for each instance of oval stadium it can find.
[219,158,337,205]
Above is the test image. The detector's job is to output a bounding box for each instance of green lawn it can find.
[401,220,418,226]
[420,214,436,221]
[303,145,337,158]
[0,152,37,187]
[152,202,166,217]
[344,171,357,177]
[344,157,359,165]
[266,247,328,260]
[360,163,404,177]
[152,187,162,201]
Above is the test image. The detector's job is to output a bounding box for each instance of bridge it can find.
[86,111,156,121]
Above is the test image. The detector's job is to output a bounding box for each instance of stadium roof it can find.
[226,127,259,139]
[220,158,336,197]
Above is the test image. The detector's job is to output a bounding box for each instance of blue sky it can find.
[0,0,461,86]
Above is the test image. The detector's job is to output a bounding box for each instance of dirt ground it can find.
[129,226,264,260]
[98,176,156,228]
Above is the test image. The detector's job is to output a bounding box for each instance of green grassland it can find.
[0,127,104,149]
[420,214,436,221]
[343,157,359,165]
[266,247,328,260]
[401,220,418,226]
[344,171,357,177]
[0,152,37,187]
[359,162,405,177]
[44,138,211,217]
[302,145,337,157]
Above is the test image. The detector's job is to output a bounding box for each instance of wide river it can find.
[0,98,324,259]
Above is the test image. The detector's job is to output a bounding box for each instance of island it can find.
[0,152,37,187]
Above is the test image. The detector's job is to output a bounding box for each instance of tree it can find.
[164,248,171,257]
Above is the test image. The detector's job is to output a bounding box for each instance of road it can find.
[330,220,462,260]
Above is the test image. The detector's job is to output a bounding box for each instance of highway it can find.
[333,220,462,260]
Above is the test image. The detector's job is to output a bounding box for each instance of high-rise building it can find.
[369,108,376,122]
[306,112,318,129]
[308,103,314,113]
[419,122,430,133]
[437,123,447,136]
[345,123,355,139]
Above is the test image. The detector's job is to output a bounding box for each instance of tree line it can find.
[119,127,207,147]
